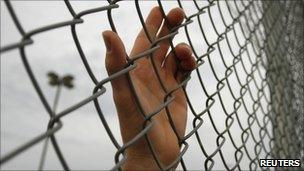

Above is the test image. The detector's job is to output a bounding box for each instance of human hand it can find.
[102,6,196,170]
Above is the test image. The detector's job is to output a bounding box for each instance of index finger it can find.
[130,6,163,57]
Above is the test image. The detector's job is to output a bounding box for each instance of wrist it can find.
[123,152,159,171]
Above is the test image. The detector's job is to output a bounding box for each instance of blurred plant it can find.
[47,72,74,89]
[38,71,75,170]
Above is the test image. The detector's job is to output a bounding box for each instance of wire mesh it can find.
[0,0,303,170]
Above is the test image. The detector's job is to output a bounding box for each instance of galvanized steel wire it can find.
[1,0,303,170]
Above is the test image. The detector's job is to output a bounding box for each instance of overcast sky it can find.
[1,1,269,170]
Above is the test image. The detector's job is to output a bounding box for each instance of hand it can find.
[102,6,196,170]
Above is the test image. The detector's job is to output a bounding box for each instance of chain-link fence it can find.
[1,0,303,170]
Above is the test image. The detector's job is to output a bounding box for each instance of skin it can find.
[102,7,196,170]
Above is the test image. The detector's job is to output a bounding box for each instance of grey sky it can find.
[1,1,269,170]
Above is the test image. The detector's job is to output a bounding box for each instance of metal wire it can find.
[1,0,303,170]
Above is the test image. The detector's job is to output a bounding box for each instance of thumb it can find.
[103,30,127,75]
[102,30,129,92]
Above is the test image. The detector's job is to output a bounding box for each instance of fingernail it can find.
[102,32,112,53]
[181,44,192,56]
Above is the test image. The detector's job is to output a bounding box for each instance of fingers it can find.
[131,6,163,56]
[131,7,185,65]
[175,44,196,71]
[157,8,185,40]
[154,8,185,63]
[103,30,130,92]
[165,43,196,83]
